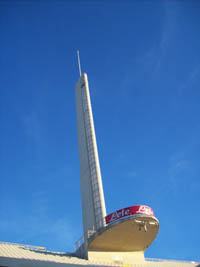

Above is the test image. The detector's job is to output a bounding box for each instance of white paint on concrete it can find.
[75,73,106,243]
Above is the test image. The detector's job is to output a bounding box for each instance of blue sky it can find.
[0,0,200,262]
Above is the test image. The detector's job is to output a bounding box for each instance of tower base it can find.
[88,250,145,264]
[75,213,159,263]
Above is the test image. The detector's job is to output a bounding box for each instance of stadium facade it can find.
[0,67,198,267]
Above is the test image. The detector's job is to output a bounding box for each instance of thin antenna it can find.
[77,50,82,77]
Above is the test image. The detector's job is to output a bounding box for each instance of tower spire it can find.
[77,50,82,76]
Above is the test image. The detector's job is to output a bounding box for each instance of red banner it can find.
[105,205,154,224]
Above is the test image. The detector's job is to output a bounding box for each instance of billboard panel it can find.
[105,205,154,224]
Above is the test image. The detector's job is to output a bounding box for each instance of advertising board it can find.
[105,205,154,224]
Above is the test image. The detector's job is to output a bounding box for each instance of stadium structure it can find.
[0,54,199,267]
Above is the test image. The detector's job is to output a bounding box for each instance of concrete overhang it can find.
[88,215,159,252]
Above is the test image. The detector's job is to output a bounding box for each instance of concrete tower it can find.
[75,73,106,245]
[74,53,159,263]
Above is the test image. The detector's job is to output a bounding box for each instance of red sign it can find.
[105,205,154,224]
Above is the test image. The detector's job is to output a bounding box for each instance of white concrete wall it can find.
[75,73,106,242]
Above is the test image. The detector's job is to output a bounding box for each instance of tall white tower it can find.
[75,72,106,245]
[75,54,159,263]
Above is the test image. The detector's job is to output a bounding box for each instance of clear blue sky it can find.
[0,0,200,262]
